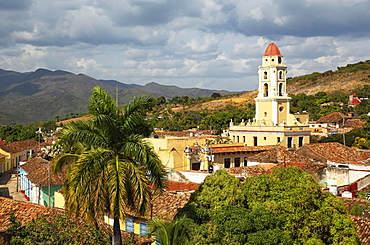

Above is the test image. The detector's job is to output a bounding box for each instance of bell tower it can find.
[255,43,290,126]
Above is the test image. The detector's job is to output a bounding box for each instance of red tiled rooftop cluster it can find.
[226,165,267,177]
[165,180,198,192]
[350,215,370,245]
[302,142,370,165]
[0,140,39,154]
[212,145,275,154]
[21,157,65,187]
[316,112,348,123]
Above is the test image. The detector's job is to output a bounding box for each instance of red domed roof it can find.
[264,43,281,56]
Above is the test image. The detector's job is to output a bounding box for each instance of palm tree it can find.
[53,86,165,245]
[148,217,191,245]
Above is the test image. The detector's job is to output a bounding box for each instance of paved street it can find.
[0,169,28,202]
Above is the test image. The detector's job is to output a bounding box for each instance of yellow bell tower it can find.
[255,43,290,126]
[228,43,310,149]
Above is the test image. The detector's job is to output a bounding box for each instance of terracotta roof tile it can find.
[343,118,366,128]
[20,157,65,187]
[0,197,152,244]
[297,142,370,166]
[212,145,275,154]
[350,215,370,245]
[165,180,198,192]
[316,112,348,123]
[126,192,191,220]
[226,165,268,177]
[0,140,39,154]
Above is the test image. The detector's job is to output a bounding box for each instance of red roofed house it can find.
[0,140,39,173]
[296,142,370,187]
[0,197,152,245]
[19,157,65,207]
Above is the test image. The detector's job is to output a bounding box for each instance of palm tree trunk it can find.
[112,217,122,245]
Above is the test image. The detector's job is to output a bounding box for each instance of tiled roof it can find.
[165,180,198,192]
[338,197,370,217]
[149,192,190,220]
[245,146,326,174]
[0,196,62,230]
[350,215,370,245]
[297,142,370,166]
[212,145,275,154]
[226,165,268,177]
[316,112,348,123]
[343,118,366,128]
[126,192,191,220]
[20,157,65,187]
[0,197,152,244]
[0,140,39,154]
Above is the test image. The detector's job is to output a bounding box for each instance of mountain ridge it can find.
[0,68,233,125]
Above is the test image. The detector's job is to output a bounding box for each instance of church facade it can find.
[228,43,310,149]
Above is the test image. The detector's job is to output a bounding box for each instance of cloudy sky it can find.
[1,0,370,92]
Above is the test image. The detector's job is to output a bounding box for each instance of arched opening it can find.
[278,57,282,64]
[279,71,283,80]
[278,83,283,96]
[263,71,267,80]
[264,83,269,97]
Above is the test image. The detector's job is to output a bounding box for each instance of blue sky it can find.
[1,0,370,91]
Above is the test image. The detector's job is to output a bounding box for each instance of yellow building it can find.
[146,136,208,171]
[0,140,39,173]
[228,43,310,148]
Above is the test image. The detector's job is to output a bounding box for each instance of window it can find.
[298,137,304,147]
[264,83,268,97]
[233,136,235,142]
[244,157,248,166]
[140,222,148,235]
[278,57,282,64]
[287,137,293,148]
[253,136,258,146]
[279,71,283,80]
[237,136,239,143]
[264,112,267,117]
[234,157,241,168]
[125,219,134,233]
[264,137,267,140]
[243,136,246,143]
[278,83,283,96]
[224,158,231,168]
[263,71,268,80]
[277,137,281,143]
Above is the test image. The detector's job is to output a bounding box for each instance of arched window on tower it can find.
[264,83,269,97]
[279,71,283,80]
[278,57,282,64]
[263,71,267,80]
[278,83,283,96]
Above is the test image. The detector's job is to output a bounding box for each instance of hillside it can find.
[178,61,370,112]
[0,68,232,125]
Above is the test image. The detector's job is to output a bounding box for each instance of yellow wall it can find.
[146,137,208,171]
[54,191,65,209]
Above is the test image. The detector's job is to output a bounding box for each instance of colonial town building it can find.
[228,43,310,148]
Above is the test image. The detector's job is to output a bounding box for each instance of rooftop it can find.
[316,112,348,123]
[211,144,275,154]
[20,157,65,187]
[298,142,370,166]
[0,140,39,154]
[264,43,281,56]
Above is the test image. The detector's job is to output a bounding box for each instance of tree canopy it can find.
[178,167,360,245]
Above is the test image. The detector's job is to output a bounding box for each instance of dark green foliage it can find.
[180,168,360,244]
[0,124,38,143]
[350,203,363,216]
[10,214,111,245]
[148,217,192,245]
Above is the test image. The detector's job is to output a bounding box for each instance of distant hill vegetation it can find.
[0,68,232,125]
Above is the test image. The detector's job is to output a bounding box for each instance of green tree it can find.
[350,203,363,216]
[180,168,360,244]
[10,214,111,245]
[53,87,165,245]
